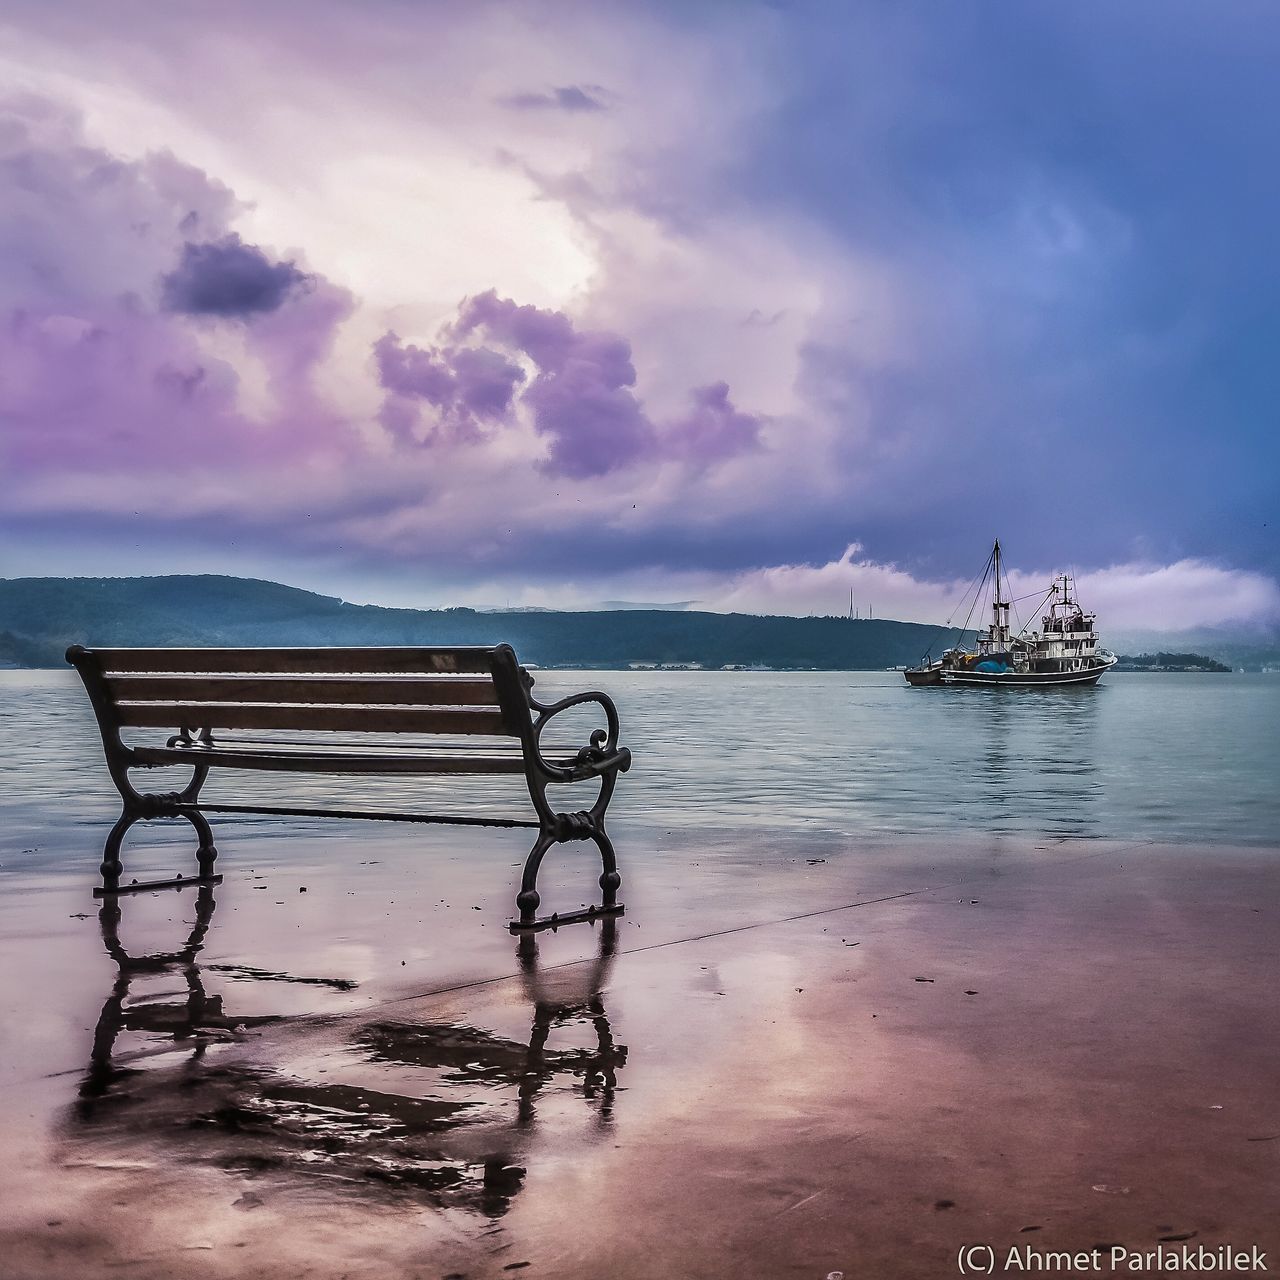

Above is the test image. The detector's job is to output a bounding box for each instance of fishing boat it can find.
[904,541,1118,688]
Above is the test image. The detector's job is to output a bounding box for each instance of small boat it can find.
[904,540,1117,688]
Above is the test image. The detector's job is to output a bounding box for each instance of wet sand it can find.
[1,821,1277,1279]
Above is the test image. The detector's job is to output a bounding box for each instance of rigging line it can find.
[945,556,991,625]
[1007,568,1052,637]
[965,548,995,634]
[921,552,991,660]
[1014,585,1057,639]
[953,546,994,652]
[954,565,985,649]
[1004,560,1025,632]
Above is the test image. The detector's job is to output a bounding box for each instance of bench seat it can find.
[129,742,615,777]
[67,643,631,928]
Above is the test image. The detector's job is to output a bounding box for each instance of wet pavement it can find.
[1,821,1278,1278]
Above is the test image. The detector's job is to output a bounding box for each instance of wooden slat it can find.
[107,675,499,707]
[115,702,511,735]
[93,647,498,675]
[129,745,529,774]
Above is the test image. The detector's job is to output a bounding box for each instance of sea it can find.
[2,667,1279,866]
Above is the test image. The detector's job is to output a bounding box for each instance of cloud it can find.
[699,546,1280,632]
[160,233,311,316]
[0,88,772,572]
[0,95,238,310]
[2,5,1279,621]
[500,85,606,113]
[0,10,830,578]
[0,96,352,484]
[666,381,763,463]
[451,289,655,475]
[1073,560,1280,634]
[374,331,526,442]
[374,292,764,477]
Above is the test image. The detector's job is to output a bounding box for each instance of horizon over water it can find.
[2,668,1278,862]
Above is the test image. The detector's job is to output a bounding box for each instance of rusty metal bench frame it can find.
[66,644,631,929]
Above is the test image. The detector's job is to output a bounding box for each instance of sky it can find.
[1,0,1278,630]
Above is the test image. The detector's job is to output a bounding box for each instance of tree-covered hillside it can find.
[0,575,958,671]
[1115,652,1231,672]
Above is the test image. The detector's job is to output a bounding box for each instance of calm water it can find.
[2,668,1279,862]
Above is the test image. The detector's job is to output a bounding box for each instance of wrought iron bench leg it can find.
[511,770,624,931]
[187,805,220,882]
[594,823,622,911]
[591,768,623,913]
[515,829,558,922]
[96,762,220,896]
[100,812,134,892]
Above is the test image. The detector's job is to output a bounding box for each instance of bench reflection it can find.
[70,885,627,1217]
[357,921,625,1131]
[78,883,283,1113]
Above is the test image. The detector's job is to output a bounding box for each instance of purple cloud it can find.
[0,97,237,310]
[667,381,763,463]
[2,300,243,472]
[375,292,765,477]
[0,98,351,481]
[161,233,311,316]
[374,332,526,442]
[453,290,654,477]
[501,85,606,113]
[0,93,771,584]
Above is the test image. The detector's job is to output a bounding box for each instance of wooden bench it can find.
[66,644,631,928]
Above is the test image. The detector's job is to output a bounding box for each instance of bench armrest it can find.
[528,690,631,780]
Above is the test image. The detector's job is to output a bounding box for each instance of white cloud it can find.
[695,546,1280,632]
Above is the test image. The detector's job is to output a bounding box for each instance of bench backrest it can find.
[66,645,533,740]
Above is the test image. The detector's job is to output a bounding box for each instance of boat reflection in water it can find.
[938,682,1104,840]
[67,885,626,1218]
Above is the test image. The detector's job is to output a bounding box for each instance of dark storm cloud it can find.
[741,2,1280,578]
[161,234,311,316]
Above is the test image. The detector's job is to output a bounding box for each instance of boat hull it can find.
[904,666,944,686]
[940,664,1113,688]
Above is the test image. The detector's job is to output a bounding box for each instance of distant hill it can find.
[1107,624,1280,671]
[0,575,960,671]
[1115,652,1232,673]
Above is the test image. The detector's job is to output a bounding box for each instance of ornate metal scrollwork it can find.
[574,729,611,768]
[528,692,624,782]
[510,678,630,925]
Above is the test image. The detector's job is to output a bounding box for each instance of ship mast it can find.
[991,538,1010,648]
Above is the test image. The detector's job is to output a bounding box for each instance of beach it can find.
[1,671,1278,1278]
